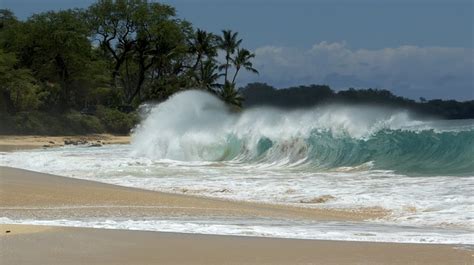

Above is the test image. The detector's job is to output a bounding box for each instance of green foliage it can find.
[0,2,259,135]
[240,83,474,119]
[218,30,242,84]
[193,59,223,93]
[64,111,105,134]
[87,0,192,104]
[0,108,140,135]
[4,9,108,110]
[0,111,104,135]
[0,49,40,112]
[96,106,138,135]
[230,48,258,84]
[220,81,243,108]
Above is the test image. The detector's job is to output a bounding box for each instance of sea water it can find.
[1,90,473,244]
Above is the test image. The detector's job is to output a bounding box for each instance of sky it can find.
[1,0,473,100]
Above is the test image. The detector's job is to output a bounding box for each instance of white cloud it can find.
[238,42,474,100]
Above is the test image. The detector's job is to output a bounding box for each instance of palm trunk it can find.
[224,52,230,83]
[192,52,202,71]
[231,67,240,85]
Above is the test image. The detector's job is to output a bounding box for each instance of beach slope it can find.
[0,166,472,265]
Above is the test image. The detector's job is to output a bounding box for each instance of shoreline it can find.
[0,167,473,265]
[1,166,472,264]
[0,134,130,151]
[0,166,387,221]
[1,224,472,265]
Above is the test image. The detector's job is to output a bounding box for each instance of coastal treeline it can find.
[0,1,472,135]
[0,0,257,134]
[241,83,474,119]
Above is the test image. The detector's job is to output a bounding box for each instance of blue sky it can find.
[2,0,473,100]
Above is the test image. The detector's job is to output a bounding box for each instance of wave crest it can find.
[132,90,474,175]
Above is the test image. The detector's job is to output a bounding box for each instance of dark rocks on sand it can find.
[299,195,336,204]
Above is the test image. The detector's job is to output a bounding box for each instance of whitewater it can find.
[1,90,473,244]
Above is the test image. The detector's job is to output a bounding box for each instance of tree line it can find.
[0,0,258,116]
[1,0,471,135]
[241,83,474,119]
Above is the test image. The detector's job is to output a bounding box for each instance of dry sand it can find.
[0,167,472,264]
[0,134,130,151]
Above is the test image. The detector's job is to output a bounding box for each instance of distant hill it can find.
[240,83,474,119]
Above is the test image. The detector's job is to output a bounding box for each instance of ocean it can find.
[1,90,473,244]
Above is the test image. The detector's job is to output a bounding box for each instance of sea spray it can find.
[131,90,474,175]
[2,90,473,243]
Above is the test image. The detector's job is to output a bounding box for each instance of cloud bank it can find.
[239,42,473,100]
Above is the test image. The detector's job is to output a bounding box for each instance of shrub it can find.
[64,111,104,134]
[0,107,137,135]
[96,106,137,135]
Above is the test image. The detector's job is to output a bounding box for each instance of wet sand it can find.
[1,224,471,265]
[0,166,386,220]
[0,166,472,264]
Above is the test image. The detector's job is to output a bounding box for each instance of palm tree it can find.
[195,59,223,94]
[220,81,243,108]
[189,29,217,71]
[218,30,242,83]
[230,48,258,85]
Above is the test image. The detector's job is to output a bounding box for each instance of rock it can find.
[77,139,88,145]
[299,195,335,204]
[48,141,55,144]
[5,230,11,233]
[213,188,230,193]
[89,143,102,147]
[64,139,88,145]
[42,145,50,148]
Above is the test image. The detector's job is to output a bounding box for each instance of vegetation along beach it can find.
[0,0,473,264]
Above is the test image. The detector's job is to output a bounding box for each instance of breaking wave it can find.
[132,90,474,175]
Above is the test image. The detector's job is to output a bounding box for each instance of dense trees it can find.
[240,83,474,119]
[0,0,259,134]
[0,0,257,114]
[0,49,40,113]
[0,1,470,135]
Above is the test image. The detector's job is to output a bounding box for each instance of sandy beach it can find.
[0,166,472,264]
[0,166,386,220]
[0,134,130,151]
[1,0,472,263]
[1,224,472,265]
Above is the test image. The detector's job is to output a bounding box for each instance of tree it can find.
[0,9,21,52]
[0,9,17,30]
[188,29,217,71]
[194,59,222,93]
[0,49,40,113]
[87,0,192,104]
[220,81,243,108]
[127,16,190,104]
[230,48,258,84]
[87,0,141,90]
[12,10,95,109]
[218,30,241,83]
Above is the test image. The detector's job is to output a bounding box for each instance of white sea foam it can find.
[1,217,472,244]
[131,90,428,161]
[1,144,473,231]
[1,90,473,244]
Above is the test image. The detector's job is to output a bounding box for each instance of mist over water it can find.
[132,90,474,175]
